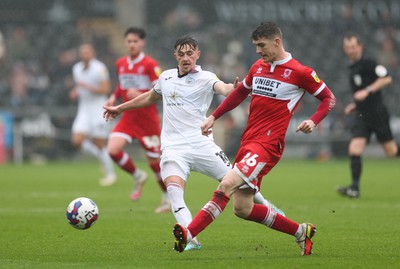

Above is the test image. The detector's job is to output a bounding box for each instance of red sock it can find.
[109,151,136,174]
[187,190,230,238]
[247,204,299,236]
[149,162,167,192]
[271,214,299,235]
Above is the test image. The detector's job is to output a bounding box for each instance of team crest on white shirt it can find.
[169,89,180,100]
[185,76,195,84]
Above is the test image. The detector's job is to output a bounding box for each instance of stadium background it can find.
[0,0,399,164]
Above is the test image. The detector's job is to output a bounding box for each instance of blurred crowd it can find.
[0,17,116,108]
[0,6,398,114]
[0,2,399,160]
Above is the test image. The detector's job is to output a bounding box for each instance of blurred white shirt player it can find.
[70,43,116,185]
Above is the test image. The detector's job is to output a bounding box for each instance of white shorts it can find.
[160,141,231,182]
[72,109,111,139]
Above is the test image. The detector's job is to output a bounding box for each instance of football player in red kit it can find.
[104,27,169,213]
[173,22,336,255]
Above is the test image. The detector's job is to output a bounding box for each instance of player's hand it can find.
[104,95,116,106]
[76,82,93,91]
[296,119,316,134]
[233,77,240,88]
[69,89,78,101]
[127,89,142,100]
[201,115,215,136]
[344,103,356,115]
[354,89,369,102]
[103,105,121,121]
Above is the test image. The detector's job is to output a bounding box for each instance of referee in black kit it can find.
[337,32,399,198]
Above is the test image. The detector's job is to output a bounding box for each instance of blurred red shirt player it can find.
[104,27,169,213]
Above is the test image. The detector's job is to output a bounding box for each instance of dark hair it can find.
[124,27,146,39]
[251,22,282,40]
[174,36,198,51]
[344,32,363,45]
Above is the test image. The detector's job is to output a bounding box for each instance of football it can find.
[66,197,99,230]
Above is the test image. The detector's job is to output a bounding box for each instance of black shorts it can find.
[351,108,393,143]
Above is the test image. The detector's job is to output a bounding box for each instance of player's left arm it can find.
[296,68,336,134]
[354,64,392,102]
[213,77,239,96]
[93,80,112,95]
[103,90,161,121]
[76,65,111,95]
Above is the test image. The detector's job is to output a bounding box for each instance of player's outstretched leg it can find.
[173,223,189,253]
[130,169,148,201]
[254,192,286,216]
[295,223,317,255]
[184,237,202,251]
[336,185,360,198]
[155,193,171,213]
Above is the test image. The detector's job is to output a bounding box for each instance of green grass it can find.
[0,158,399,269]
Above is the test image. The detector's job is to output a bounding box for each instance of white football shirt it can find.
[153,65,220,149]
[72,58,109,113]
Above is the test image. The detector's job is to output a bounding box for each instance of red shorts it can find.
[111,107,161,158]
[233,141,283,191]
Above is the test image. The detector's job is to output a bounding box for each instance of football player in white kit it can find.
[70,43,116,184]
[103,36,284,250]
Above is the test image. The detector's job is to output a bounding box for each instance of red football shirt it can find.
[242,54,327,147]
[113,53,161,133]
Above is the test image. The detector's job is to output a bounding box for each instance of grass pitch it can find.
[0,158,399,269]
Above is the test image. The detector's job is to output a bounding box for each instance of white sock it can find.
[100,147,115,177]
[254,191,270,207]
[133,169,143,179]
[167,183,193,227]
[81,139,101,157]
[295,225,304,239]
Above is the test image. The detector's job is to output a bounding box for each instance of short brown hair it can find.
[251,22,282,40]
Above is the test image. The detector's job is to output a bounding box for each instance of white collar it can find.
[127,52,145,67]
[270,53,292,72]
[177,65,202,77]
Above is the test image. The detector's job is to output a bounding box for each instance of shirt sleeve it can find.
[368,59,389,78]
[243,63,257,89]
[298,66,326,96]
[72,65,77,82]
[98,64,110,81]
[113,62,122,98]
[207,72,221,92]
[153,72,163,96]
[147,60,162,86]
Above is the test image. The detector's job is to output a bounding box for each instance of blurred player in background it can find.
[172,22,336,255]
[104,27,169,213]
[337,33,400,199]
[70,43,116,184]
[104,36,284,251]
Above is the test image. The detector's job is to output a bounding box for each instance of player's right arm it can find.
[344,102,356,115]
[353,61,393,102]
[201,82,251,135]
[103,90,161,121]
[213,77,239,96]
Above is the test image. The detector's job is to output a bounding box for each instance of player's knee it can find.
[386,149,397,158]
[217,179,235,195]
[71,138,82,148]
[107,145,120,155]
[233,205,251,219]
